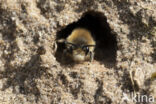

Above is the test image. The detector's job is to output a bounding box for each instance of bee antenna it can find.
[65,42,76,46]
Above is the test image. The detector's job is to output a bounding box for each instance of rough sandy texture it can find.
[0,0,156,104]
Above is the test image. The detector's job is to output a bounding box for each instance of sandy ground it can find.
[0,0,156,104]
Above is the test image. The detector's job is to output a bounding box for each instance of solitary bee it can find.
[57,28,96,62]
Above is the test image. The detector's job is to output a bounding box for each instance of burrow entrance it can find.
[55,11,117,67]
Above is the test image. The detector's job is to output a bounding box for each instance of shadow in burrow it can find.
[0,53,49,102]
[55,10,117,68]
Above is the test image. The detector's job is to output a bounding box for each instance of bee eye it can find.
[82,46,89,55]
[82,46,89,51]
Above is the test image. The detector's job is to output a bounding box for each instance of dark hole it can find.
[55,10,117,67]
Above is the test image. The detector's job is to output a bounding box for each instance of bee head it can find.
[66,43,93,62]
[57,39,95,62]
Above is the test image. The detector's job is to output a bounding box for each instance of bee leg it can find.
[89,51,94,62]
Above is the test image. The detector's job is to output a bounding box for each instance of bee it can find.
[57,28,96,62]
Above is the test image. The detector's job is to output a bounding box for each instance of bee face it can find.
[72,48,86,62]
[65,43,91,62]
[57,28,95,62]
